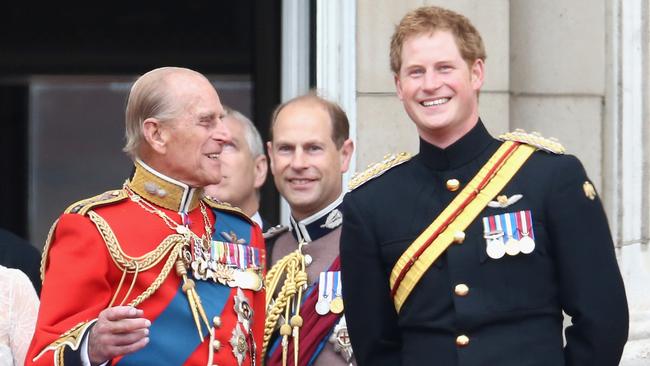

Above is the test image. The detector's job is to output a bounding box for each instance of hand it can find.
[88,306,151,365]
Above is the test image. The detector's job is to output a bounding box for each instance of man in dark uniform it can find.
[340,6,628,366]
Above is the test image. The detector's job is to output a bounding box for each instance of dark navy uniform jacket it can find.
[340,121,628,366]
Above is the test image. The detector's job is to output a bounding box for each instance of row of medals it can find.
[484,232,535,259]
[315,271,344,315]
[181,230,262,291]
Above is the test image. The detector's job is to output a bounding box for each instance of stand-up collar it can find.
[417,119,495,171]
[289,193,344,243]
[126,159,203,212]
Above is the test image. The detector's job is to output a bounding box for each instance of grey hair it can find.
[223,106,264,158]
[123,67,205,159]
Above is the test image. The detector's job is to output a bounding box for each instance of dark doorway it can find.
[0,1,281,247]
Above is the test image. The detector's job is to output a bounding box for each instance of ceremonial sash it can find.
[390,141,536,313]
[268,257,342,366]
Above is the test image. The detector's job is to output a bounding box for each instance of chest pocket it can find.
[477,210,557,312]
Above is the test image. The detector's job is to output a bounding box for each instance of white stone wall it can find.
[353,0,650,363]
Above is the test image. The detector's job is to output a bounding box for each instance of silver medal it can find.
[519,236,535,254]
[486,239,505,259]
[315,299,330,315]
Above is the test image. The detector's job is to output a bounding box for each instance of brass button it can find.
[456,334,470,347]
[212,339,221,350]
[454,284,469,297]
[446,179,460,191]
[453,231,465,244]
[213,316,222,328]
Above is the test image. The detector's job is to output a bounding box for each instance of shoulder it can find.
[64,189,128,215]
[263,224,290,240]
[498,129,565,155]
[348,152,413,192]
[203,196,253,225]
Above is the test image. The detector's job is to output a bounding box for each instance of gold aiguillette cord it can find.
[175,254,211,340]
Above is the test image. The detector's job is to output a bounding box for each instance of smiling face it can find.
[151,73,230,187]
[395,30,484,148]
[268,99,353,221]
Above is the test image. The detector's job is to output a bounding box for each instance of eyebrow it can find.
[198,112,217,121]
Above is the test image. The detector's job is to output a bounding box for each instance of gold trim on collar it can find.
[126,160,203,212]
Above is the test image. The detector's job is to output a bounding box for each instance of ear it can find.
[339,139,355,174]
[470,58,485,91]
[394,73,405,101]
[253,154,268,189]
[266,141,275,174]
[142,117,168,154]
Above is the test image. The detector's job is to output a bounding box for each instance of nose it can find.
[213,118,232,144]
[422,70,442,91]
[290,149,308,170]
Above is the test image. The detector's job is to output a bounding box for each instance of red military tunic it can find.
[27,160,265,366]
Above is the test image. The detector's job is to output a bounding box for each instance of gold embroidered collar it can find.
[126,159,203,212]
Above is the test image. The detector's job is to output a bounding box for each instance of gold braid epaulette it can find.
[203,196,253,224]
[64,189,128,215]
[348,152,412,191]
[40,190,127,282]
[87,210,185,307]
[498,129,565,154]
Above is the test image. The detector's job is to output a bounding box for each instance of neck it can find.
[420,115,479,149]
[238,196,260,218]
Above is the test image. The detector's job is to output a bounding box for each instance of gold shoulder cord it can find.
[262,244,309,366]
[88,210,211,339]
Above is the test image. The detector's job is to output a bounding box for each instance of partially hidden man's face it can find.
[268,100,353,221]
[204,116,265,206]
[159,75,230,187]
[395,30,484,147]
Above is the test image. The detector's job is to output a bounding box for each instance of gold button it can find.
[212,339,221,350]
[453,231,465,244]
[213,316,222,328]
[454,284,469,297]
[456,334,470,347]
[446,179,460,191]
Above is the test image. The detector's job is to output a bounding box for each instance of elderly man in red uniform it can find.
[26,67,265,366]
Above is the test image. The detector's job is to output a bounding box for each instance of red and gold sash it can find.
[390,141,536,312]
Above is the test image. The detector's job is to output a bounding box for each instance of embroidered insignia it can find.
[143,181,167,197]
[482,210,536,259]
[320,209,343,229]
[231,288,255,366]
[64,189,127,215]
[583,181,597,200]
[234,288,254,330]
[328,316,354,363]
[230,325,248,366]
[498,129,565,154]
[348,152,412,191]
[33,320,97,362]
[221,231,247,244]
[263,224,289,240]
[487,194,523,208]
